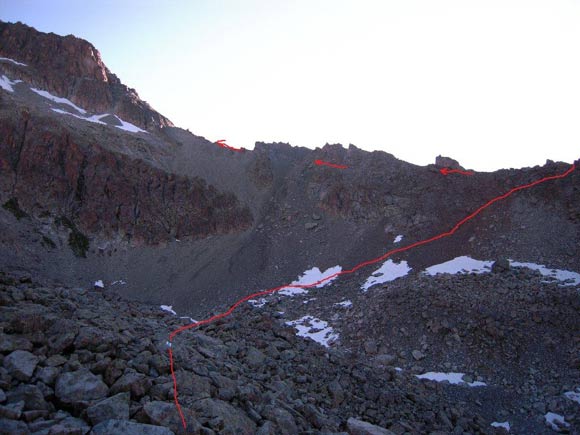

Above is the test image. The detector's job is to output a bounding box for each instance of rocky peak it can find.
[0,21,172,130]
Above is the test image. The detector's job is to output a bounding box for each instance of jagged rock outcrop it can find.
[0,110,252,248]
[0,21,172,130]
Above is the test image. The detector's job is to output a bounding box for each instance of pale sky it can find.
[2,0,579,171]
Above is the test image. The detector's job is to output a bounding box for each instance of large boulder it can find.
[347,417,397,435]
[193,398,256,435]
[90,419,175,435]
[143,400,201,434]
[55,369,108,405]
[3,350,39,381]
[86,392,130,425]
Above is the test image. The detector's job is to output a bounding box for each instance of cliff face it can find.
[0,21,172,130]
[0,109,252,249]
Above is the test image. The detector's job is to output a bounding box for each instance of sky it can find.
[1,0,579,171]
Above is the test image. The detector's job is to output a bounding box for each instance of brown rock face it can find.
[0,111,252,246]
[0,21,172,130]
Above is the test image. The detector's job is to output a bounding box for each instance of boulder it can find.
[193,399,256,435]
[86,392,130,425]
[0,418,29,435]
[3,350,39,381]
[90,419,175,435]
[109,369,151,399]
[6,384,48,411]
[492,258,511,274]
[143,400,201,434]
[347,417,396,435]
[55,369,108,405]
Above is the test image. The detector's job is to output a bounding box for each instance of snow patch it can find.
[424,256,580,286]
[111,280,126,285]
[160,305,177,315]
[278,265,342,296]
[545,412,569,431]
[425,256,492,276]
[52,108,107,124]
[94,280,104,288]
[286,315,338,347]
[362,259,411,291]
[0,75,22,92]
[0,57,27,66]
[114,115,146,133]
[511,261,580,286]
[491,421,510,431]
[248,298,267,308]
[393,235,403,243]
[179,316,197,323]
[564,389,580,405]
[31,88,87,114]
[335,300,353,308]
[416,372,486,387]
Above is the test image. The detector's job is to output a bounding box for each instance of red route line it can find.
[168,163,576,429]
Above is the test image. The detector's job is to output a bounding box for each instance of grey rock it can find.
[0,333,32,352]
[48,416,90,434]
[245,347,266,368]
[0,418,29,435]
[175,371,210,401]
[3,350,39,381]
[143,400,201,434]
[55,369,109,405]
[374,354,396,366]
[193,399,256,435]
[305,222,318,230]
[0,389,5,403]
[86,392,130,425]
[347,417,397,435]
[492,258,511,273]
[6,384,49,411]
[36,366,61,386]
[411,350,425,361]
[109,369,151,399]
[90,419,175,435]
[0,401,24,419]
[262,406,297,435]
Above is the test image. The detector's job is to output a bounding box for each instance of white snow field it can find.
[278,266,342,296]
[32,88,87,114]
[0,75,22,92]
[416,372,487,387]
[362,259,411,291]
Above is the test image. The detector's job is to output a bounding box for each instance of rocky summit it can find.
[1,20,579,434]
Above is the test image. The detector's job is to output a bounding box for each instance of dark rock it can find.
[261,406,297,435]
[3,350,39,381]
[492,258,511,274]
[0,401,24,419]
[35,366,61,386]
[0,333,32,352]
[347,417,397,435]
[86,392,130,425]
[143,400,201,434]
[109,369,151,399]
[245,347,266,368]
[90,419,175,435]
[48,416,90,434]
[0,418,29,435]
[192,399,256,435]
[55,369,108,405]
[6,384,48,411]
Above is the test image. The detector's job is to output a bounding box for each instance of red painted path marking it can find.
[314,159,348,169]
[168,163,576,429]
[440,167,474,176]
[216,139,244,152]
